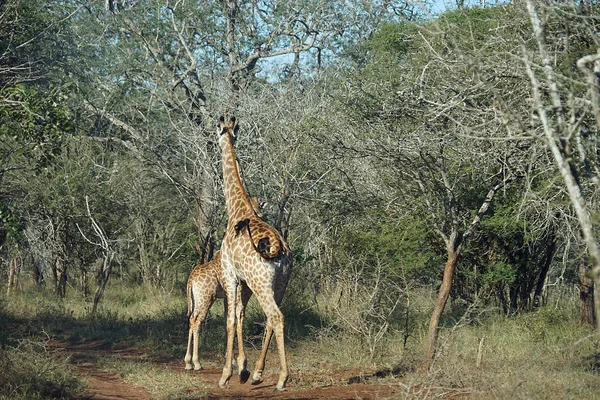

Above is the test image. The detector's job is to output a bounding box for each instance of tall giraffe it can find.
[216,116,292,392]
[184,198,263,376]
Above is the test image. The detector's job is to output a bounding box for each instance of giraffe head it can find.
[218,116,238,149]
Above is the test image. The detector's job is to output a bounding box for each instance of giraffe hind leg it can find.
[186,284,214,371]
[237,283,252,384]
[184,314,195,370]
[251,290,289,391]
[219,283,237,389]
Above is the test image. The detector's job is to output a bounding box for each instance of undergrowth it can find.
[0,338,83,400]
[1,282,599,399]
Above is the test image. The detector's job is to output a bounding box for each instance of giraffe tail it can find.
[235,218,281,259]
[186,280,193,318]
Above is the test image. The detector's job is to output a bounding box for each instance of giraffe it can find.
[216,116,293,392]
[183,250,249,375]
[184,198,263,376]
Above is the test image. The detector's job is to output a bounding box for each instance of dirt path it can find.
[75,364,151,400]
[52,340,402,400]
[186,364,401,400]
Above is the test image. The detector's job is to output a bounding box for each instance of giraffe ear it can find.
[218,116,227,135]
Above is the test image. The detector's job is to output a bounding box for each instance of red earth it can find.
[51,340,411,400]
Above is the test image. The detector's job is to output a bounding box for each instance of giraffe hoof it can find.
[250,377,263,385]
[240,370,250,384]
[193,366,203,371]
[273,387,286,393]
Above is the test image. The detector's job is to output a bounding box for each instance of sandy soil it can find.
[52,340,403,400]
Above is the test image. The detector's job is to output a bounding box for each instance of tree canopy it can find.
[2,0,600,362]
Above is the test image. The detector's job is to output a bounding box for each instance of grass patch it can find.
[0,339,84,400]
[2,282,600,399]
[97,357,208,400]
[1,283,191,358]
[410,304,600,399]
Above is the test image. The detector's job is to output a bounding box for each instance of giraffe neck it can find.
[220,134,256,224]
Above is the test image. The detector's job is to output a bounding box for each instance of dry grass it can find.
[2,282,600,399]
[396,303,600,399]
[97,358,208,400]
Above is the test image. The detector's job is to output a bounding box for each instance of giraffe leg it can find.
[192,316,203,370]
[271,310,289,392]
[186,280,215,371]
[184,314,195,370]
[191,308,210,370]
[252,292,289,392]
[219,283,237,389]
[251,272,286,383]
[250,319,272,385]
[237,283,252,383]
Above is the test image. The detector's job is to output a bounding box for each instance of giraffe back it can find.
[186,250,223,317]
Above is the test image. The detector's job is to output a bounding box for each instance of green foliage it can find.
[0,202,20,245]
[337,214,440,284]
[0,83,74,171]
[481,261,517,288]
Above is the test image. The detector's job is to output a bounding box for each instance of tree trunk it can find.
[194,162,218,264]
[424,246,460,367]
[50,216,70,298]
[525,0,600,331]
[32,258,43,289]
[92,255,113,316]
[579,261,595,325]
[533,230,556,308]
[82,268,90,298]
[6,255,18,297]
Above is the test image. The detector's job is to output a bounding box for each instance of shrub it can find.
[0,339,83,400]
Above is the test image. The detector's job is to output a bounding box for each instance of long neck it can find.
[221,135,256,223]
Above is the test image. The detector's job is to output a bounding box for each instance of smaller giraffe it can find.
[185,250,252,379]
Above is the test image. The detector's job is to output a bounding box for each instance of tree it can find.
[71,0,419,263]
[521,0,600,330]
[323,3,576,365]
